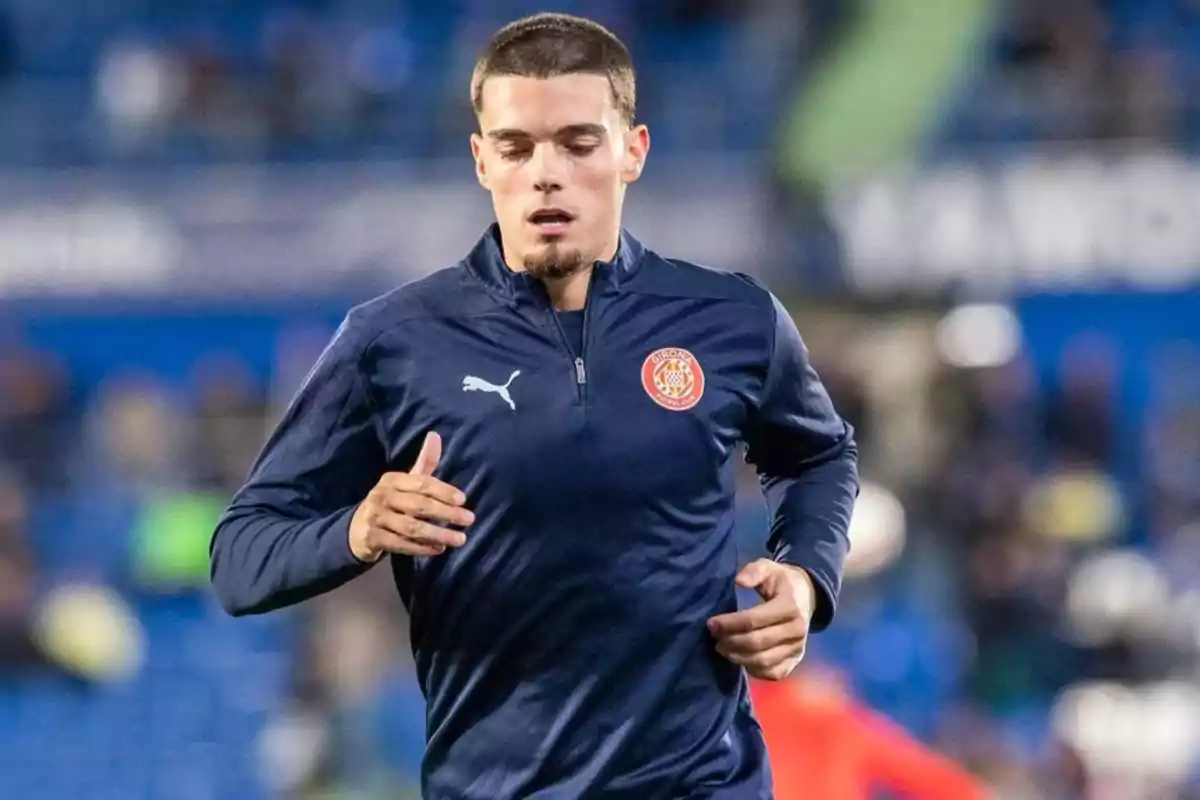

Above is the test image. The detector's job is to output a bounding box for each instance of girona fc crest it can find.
[641,347,705,411]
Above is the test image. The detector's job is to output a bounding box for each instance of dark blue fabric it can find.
[210,224,859,800]
[556,309,586,357]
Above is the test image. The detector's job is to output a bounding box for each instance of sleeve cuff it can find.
[776,557,837,632]
[326,505,380,572]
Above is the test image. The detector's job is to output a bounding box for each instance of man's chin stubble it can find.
[522,245,587,281]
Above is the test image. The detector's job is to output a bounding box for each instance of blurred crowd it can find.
[2,0,1200,799]
[0,0,851,165]
[946,0,1200,149]
[7,0,1200,161]
[820,318,1200,798]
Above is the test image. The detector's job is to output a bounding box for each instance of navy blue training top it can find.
[210,225,859,800]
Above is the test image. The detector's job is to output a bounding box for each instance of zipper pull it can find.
[574,358,587,385]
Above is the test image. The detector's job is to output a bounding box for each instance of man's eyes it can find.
[498,141,599,160]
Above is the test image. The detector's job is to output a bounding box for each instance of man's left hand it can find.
[707,559,816,681]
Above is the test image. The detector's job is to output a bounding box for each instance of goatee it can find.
[523,245,586,281]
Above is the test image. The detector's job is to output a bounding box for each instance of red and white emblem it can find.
[641,347,705,411]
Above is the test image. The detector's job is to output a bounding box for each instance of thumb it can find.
[735,559,772,592]
[411,431,442,476]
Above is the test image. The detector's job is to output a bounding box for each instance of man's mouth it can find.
[528,208,575,235]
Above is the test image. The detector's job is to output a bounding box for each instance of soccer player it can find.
[210,12,859,799]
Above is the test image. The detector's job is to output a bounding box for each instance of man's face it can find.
[471,73,649,279]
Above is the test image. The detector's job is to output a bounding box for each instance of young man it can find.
[210,12,859,799]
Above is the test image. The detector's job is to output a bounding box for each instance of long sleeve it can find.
[209,316,387,616]
[744,294,859,632]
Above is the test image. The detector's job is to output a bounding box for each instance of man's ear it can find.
[620,124,650,185]
[471,133,489,190]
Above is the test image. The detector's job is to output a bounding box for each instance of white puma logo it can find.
[462,370,521,410]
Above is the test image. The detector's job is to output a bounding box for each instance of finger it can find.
[746,650,805,681]
[713,622,806,657]
[717,641,805,677]
[375,511,467,548]
[389,472,467,507]
[734,559,772,591]
[371,530,447,558]
[707,597,798,637]
[385,492,475,527]
[412,431,442,477]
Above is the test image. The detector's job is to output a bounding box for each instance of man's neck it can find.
[544,268,592,311]
[502,235,620,311]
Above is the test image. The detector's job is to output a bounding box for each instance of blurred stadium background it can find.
[2,0,1200,797]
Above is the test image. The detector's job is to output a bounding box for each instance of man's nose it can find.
[530,143,565,193]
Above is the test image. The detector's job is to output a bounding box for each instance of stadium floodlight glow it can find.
[1051,680,1200,786]
[1064,550,1171,645]
[934,303,1022,369]
[1138,682,1200,780]
[844,481,906,579]
[33,583,146,681]
[1051,682,1136,772]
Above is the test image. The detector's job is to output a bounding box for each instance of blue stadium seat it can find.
[0,590,292,799]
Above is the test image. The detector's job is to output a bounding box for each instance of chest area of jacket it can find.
[372,297,768,493]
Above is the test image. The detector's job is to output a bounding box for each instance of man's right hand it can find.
[348,431,474,562]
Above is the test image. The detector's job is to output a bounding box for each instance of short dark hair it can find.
[471,13,636,126]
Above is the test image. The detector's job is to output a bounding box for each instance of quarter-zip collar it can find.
[465,222,645,302]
